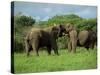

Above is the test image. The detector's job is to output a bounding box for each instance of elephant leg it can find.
[26,45,30,56]
[25,40,30,56]
[26,48,30,56]
[54,48,59,55]
[52,41,59,55]
[90,42,95,49]
[85,46,89,51]
[27,45,33,56]
[32,44,39,56]
[36,48,39,56]
[68,41,72,52]
[47,46,51,55]
[53,46,59,55]
[32,39,39,56]
[71,40,77,53]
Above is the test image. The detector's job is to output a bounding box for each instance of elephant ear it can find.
[52,26,59,33]
[51,26,59,38]
[52,23,59,31]
[66,23,74,32]
[59,24,67,37]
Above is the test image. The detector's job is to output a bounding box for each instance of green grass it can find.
[13,48,97,74]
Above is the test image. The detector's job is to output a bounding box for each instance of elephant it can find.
[60,23,78,53]
[25,24,66,56]
[77,29,97,50]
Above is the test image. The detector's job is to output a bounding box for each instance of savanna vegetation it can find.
[14,48,97,73]
[13,13,97,73]
[14,13,97,52]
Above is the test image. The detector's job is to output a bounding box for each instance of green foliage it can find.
[47,14,82,25]
[76,18,97,32]
[14,15,35,27]
[14,13,97,52]
[37,14,97,32]
[14,48,97,73]
[14,14,35,52]
[57,36,68,49]
[14,33,24,52]
[41,14,96,49]
[13,13,97,74]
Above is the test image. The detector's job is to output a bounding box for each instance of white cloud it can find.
[42,16,50,21]
[80,9,90,15]
[33,16,41,21]
[75,7,97,18]
[22,12,30,16]
[44,8,52,13]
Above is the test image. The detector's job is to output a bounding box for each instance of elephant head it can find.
[56,23,75,37]
[59,23,77,53]
[51,24,67,38]
[65,23,75,33]
[58,24,67,37]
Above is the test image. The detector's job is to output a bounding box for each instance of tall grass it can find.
[14,48,97,74]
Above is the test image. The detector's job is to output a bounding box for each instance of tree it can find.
[46,14,83,26]
[14,14,36,52]
[14,15,35,27]
[76,18,97,31]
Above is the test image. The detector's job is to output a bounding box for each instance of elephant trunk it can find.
[69,30,77,53]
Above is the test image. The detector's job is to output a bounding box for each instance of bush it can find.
[13,13,97,52]
[14,15,35,27]
[14,14,35,52]
[14,33,24,52]
[57,36,68,49]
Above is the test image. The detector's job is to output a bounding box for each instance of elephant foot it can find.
[27,55,29,57]
[26,53,30,57]
[56,53,60,56]
[73,50,76,53]
[36,54,39,56]
[68,50,72,53]
[72,51,76,53]
[48,53,51,56]
[26,54,32,57]
[48,51,51,55]
[69,50,76,54]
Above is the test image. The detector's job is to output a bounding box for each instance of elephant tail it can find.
[77,39,81,46]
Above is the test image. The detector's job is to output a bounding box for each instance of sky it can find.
[13,1,97,21]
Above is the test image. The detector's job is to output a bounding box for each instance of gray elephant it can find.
[25,25,65,56]
[60,23,78,53]
[77,29,97,50]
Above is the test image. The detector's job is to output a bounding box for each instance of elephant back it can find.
[27,28,42,40]
[43,27,52,34]
[43,26,60,39]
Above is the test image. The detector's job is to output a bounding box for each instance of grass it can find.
[13,47,97,74]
